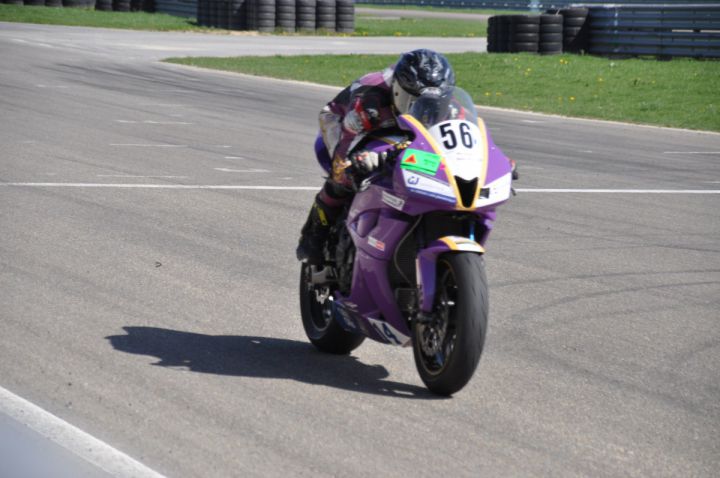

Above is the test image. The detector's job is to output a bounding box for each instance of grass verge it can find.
[356,5,525,15]
[0,4,206,31]
[164,53,720,132]
[0,4,486,36]
[343,16,484,37]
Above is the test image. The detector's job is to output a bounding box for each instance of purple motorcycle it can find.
[300,88,515,395]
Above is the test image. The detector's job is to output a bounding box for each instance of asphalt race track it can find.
[1,22,719,477]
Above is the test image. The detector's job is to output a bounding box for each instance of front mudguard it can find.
[416,236,485,313]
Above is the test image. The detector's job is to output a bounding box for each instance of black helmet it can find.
[391,49,456,115]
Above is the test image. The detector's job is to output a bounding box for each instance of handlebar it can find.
[348,141,410,192]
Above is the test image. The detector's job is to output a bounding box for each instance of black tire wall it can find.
[316,0,335,31]
[336,0,354,33]
[296,0,316,31]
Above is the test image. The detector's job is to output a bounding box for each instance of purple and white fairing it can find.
[323,88,513,346]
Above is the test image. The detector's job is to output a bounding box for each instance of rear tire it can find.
[299,263,365,354]
[413,253,488,396]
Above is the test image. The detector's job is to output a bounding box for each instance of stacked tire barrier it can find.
[509,15,539,53]
[489,5,718,59]
[197,0,353,33]
[487,15,509,53]
[247,0,275,32]
[356,0,718,7]
[587,4,720,59]
[296,0,316,31]
[60,0,95,6]
[315,0,335,30]
[275,0,295,32]
[488,13,569,55]
[196,0,209,26]
[0,0,151,9]
[336,0,353,33]
[488,8,589,55]
[539,13,563,55]
[555,7,590,53]
[112,0,129,10]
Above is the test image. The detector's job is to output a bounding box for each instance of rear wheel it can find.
[413,253,488,396]
[299,263,365,354]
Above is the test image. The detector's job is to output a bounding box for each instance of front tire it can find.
[413,253,488,396]
[299,263,365,354]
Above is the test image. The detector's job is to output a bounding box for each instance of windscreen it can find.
[408,88,478,129]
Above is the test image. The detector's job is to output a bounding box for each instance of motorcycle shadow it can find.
[106,326,444,400]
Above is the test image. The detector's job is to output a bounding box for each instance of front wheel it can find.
[413,253,488,396]
[299,263,365,355]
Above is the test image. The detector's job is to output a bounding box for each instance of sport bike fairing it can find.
[332,88,513,346]
[393,88,513,213]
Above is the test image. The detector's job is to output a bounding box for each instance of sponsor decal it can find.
[403,171,455,203]
[475,173,512,208]
[400,149,442,175]
[454,152,476,162]
[411,188,456,203]
[368,236,386,252]
[381,191,405,211]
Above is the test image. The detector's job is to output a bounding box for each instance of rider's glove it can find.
[351,151,381,176]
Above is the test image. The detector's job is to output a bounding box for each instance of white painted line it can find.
[20,39,55,49]
[0,386,165,478]
[214,168,269,173]
[97,175,189,179]
[224,156,246,160]
[663,151,720,155]
[0,183,318,190]
[516,188,720,194]
[521,120,542,124]
[114,120,192,125]
[109,144,187,148]
[1,184,719,193]
[144,121,193,125]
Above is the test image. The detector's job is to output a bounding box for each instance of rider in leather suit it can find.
[296,49,456,265]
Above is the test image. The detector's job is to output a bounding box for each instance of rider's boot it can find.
[296,194,340,265]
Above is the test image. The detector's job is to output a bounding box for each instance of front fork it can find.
[415,236,485,315]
